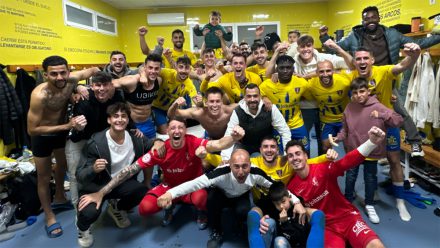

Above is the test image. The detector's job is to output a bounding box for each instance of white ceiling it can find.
[101,0,327,9]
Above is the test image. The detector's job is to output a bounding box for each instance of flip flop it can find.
[51,201,74,211]
[45,222,63,238]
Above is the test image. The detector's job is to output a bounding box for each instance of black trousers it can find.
[77,178,147,231]
[207,187,252,232]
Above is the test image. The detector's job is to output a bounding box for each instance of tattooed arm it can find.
[77,161,142,211]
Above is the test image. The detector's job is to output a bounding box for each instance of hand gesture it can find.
[262,97,273,112]
[174,97,187,107]
[205,68,217,81]
[368,126,386,145]
[157,192,173,209]
[370,110,379,119]
[279,208,288,223]
[324,39,340,51]
[255,25,264,38]
[292,202,306,225]
[402,43,421,57]
[78,191,104,211]
[195,146,208,159]
[71,115,87,131]
[132,128,144,138]
[76,85,89,100]
[231,125,245,141]
[319,25,328,36]
[138,26,148,36]
[215,29,223,38]
[259,215,271,234]
[325,148,339,161]
[163,48,172,59]
[328,134,339,147]
[151,140,166,158]
[93,158,108,173]
[202,28,210,36]
[157,36,165,46]
[192,93,203,107]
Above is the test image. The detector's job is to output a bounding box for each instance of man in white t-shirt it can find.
[75,102,164,248]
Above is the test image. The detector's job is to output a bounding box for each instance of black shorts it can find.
[31,131,68,157]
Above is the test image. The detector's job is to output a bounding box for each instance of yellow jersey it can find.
[341,65,396,109]
[152,68,197,110]
[246,64,267,81]
[305,74,351,123]
[201,71,262,103]
[162,49,197,69]
[259,76,310,129]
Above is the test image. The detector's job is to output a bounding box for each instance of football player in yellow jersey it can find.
[201,54,262,104]
[152,56,198,134]
[246,43,270,81]
[304,60,351,152]
[328,41,421,221]
[259,55,311,152]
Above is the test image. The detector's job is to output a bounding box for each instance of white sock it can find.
[393,182,404,187]
[396,199,411,221]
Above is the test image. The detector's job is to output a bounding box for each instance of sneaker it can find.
[411,143,425,157]
[107,200,131,228]
[197,211,208,230]
[162,205,174,226]
[377,158,389,165]
[78,229,94,247]
[365,205,380,224]
[207,230,223,248]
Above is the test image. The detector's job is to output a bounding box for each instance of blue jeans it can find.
[274,236,291,248]
[345,160,378,205]
[261,217,277,248]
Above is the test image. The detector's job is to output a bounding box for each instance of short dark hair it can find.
[110,51,126,60]
[202,48,215,56]
[244,83,260,93]
[176,56,191,66]
[269,181,290,202]
[297,35,314,46]
[355,46,373,57]
[42,56,68,72]
[362,6,379,16]
[288,30,301,37]
[276,55,295,65]
[172,29,184,37]
[232,53,247,63]
[145,53,163,64]
[251,42,267,52]
[350,77,369,91]
[285,140,306,154]
[107,102,130,117]
[168,115,187,126]
[261,135,278,146]
[210,10,221,17]
[92,71,112,84]
[206,86,224,98]
[239,42,249,47]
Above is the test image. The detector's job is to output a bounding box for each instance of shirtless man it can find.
[112,54,162,139]
[167,87,236,140]
[27,55,99,238]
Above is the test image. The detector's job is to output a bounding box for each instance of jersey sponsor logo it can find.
[142,153,151,164]
[306,189,329,207]
[352,220,370,237]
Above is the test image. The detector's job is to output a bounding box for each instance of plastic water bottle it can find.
[22,146,32,162]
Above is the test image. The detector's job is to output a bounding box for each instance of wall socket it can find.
[430,0,436,5]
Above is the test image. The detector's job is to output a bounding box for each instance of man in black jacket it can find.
[75,102,164,248]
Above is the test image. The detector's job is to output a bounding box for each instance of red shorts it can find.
[138,183,207,216]
[325,214,379,248]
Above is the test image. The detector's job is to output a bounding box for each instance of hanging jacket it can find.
[0,68,23,145]
[14,69,35,147]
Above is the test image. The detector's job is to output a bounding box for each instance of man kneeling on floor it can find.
[157,148,306,248]
[76,102,165,247]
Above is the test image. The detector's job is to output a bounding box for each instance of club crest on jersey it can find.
[368,79,376,87]
[312,176,319,186]
[186,152,190,160]
[295,87,300,94]
[142,153,151,163]
[337,90,343,95]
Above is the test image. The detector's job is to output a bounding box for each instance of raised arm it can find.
[265,42,289,78]
[111,74,140,88]
[206,125,244,153]
[167,97,196,119]
[391,43,421,76]
[324,39,354,70]
[70,67,100,81]
[138,26,150,55]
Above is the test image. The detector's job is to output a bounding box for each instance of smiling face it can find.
[107,110,129,133]
[253,46,268,66]
[232,55,246,77]
[91,82,114,103]
[209,15,220,26]
[230,150,251,184]
[276,60,294,83]
[288,32,299,44]
[297,42,314,63]
[286,145,308,172]
[244,87,261,112]
[354,51,374,78]
[351,87,371,105]
[167,119,187,149]
[172,32,184,49]
[144,60,161,82]
[362,10,380,32]
[203,51,216,68]
[260,139,279,164]
[176,62,190,81]
[205,92,223,116]
[45,65,70,89]
[317,61,334,87]
[110,54,127,74]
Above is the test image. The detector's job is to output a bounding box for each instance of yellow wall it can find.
[0,0,121,65]
[120,2,329,62]
[327,0,440,37]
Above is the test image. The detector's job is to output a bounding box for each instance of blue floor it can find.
[2,129,440,247]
